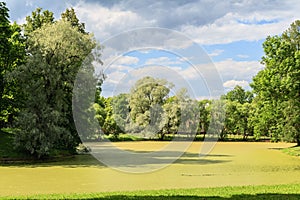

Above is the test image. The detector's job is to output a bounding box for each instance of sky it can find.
[5,0,300,98]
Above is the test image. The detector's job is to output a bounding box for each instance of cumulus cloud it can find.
[72,0,300,45]
[214,59,264,82]
[145,57,181,66]
[223,80,249,89]
[208,49,224,57]
[8,0,300,45]
[237,54,249,59]
[113,56,139,65]
[73,2,155,41]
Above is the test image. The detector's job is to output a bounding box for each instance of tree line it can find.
[0,2,299,158]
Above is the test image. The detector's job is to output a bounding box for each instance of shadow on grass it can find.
[0,154,106,168]
[0,150,232,168]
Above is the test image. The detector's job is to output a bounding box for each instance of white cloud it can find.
[223,80,249,88]
[8,0,300,46]
[106,71,126,84]
[114,56,139,65]
[214,59,264,82]
[180,6,300,45]
[74,2,155,41]
[73,1,300,46]
[109,64,133,72]
[237,54,249,59]
[208,49,224,57]
[145,57,180,66]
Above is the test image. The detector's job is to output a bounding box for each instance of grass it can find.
[3,183,300,199]
[282,145,300,157]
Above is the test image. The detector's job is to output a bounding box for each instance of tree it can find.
[23,8,54,35]
[102,97,123,138]
[159,96,180,140]
[13,19,97,157]
[221,86,253,140]
[251,20,300,145]
[0,2,25,128]
[197,99,211,137]
[111,93,130,132]
[129,76,172,127]
[223,85,253,104]
[61,8,85,34]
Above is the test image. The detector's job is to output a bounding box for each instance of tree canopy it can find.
[13,9,97,157]
[251,20,300,145]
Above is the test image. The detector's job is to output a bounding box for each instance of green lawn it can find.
[3,183,300,199]
[282,145,300,157]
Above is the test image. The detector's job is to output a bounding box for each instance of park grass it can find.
[4,183,300,199]
[282,145,300,157]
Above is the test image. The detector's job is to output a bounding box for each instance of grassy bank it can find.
[282,145,300,157]
[4,183,300,199]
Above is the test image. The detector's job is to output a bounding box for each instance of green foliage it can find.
[126,76,173,139]
[159,96,181,139]
[221,86,253,140]
[222,85,253,104]
[129,76,172,126]
[23,8,54,35]
[251,20,300,145]
[102,97,123,137]
[111,93,129,131]
[0,2,26,128]
[13,19,97,157]
[61,8,85,34]
[197,99,211,135]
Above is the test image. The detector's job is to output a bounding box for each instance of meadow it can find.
[1,141,299,199]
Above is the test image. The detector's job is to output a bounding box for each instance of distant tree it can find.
[223,85,253,104]
[251,20,300,145]
[221,86,253,140]
[129,76,172,127]
[111,93,130,132]
[102,97,124,138]
[197,99,211,137]
[159,96,180,140]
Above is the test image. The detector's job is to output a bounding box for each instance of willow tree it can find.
[14,19,97,157]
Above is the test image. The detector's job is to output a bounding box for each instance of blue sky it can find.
[5,0,300,98]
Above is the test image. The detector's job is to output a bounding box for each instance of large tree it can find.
[251,20,300,145]
[0,2,25,128]
[13,18,97,157]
